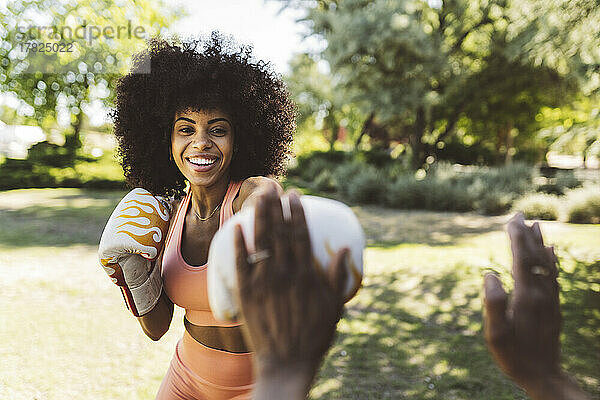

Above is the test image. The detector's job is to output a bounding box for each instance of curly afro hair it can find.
[110,32,296,198]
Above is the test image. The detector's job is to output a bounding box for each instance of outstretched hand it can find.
[234,186,348,399]
[484,213,589,400]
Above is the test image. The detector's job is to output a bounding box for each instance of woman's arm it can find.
[136,289,174,341]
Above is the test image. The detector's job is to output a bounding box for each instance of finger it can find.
[328,247,349,304]
[288,191,312,270]
[483,273,510,345]
[252,190,274,281]
[510,211,525,225]
[545,246,560,288]
[507,218,532,283]
[265,188,288,269]
[531,222,544,246]
[254,190,271,254]
[234,224,252,298]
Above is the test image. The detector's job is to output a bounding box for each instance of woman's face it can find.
[171,108,235,189]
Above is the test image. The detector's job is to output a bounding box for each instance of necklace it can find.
[193,203,221,221]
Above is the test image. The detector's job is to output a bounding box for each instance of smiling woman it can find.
[103,32,296,400]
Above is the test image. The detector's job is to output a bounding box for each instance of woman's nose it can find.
[191,130,212,149]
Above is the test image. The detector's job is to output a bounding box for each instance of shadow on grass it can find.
[560,258,600,394]
[353,206,507,248]
[313,258,600,400]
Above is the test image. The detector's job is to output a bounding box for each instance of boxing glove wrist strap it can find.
[121,263,163,317]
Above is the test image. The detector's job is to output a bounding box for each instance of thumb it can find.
[328,247,349,303]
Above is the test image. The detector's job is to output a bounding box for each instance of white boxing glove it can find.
[207,195,365,322]
[98,188,171,317]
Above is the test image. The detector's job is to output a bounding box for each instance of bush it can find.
[290,151,351,182]
[312,169,337,192]
[287,151,540,215]
[555,170,581,190]
[331,161,366,197]
[385,176,425,209]
[27,141,75,168]
[355,149,394,168]
[475,190,514,215]
[345,166,387,204]
[537,169,582,195]
[513,193,561,220]
[385,174,474,212]
[564,186,600,224]
[0,150,124,191]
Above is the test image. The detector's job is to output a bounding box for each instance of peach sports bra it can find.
[161,181,243,327]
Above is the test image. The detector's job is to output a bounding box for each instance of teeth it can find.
[188,157,217,166]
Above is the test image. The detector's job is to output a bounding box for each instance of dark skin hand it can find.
[234,187,348,400]
[484,212,589,400]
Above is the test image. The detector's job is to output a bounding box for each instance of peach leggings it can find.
[155,333,254,400]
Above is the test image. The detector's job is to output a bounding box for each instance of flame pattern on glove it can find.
[100,190,170,284]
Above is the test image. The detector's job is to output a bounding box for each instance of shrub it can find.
[385,175,425,209]
[345,166,387,204]
[290,151,351,181]
[555,170,581,190]
[312,169,337,192]
[331,161,366,197]
[27,141,75,168]
[385,174,474,212]
[475,190,514,215]
[513,193,561,220]
[564,186,600,224]
[537,169,582,195]
[287,151,540,215]
[355,149,394,168]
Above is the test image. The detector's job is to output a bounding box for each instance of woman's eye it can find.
[179,127,194,134]
[211,128,227,135]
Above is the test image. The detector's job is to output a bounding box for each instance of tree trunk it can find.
[354,112,375,150]
[328,124,338,151]
[409,107,426,169]
[505,124,514,165]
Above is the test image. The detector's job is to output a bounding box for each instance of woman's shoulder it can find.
[233,176,282,212]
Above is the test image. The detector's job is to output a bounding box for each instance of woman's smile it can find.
[185,153,220,172]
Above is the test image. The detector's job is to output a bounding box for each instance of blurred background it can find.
[0,1,598,399]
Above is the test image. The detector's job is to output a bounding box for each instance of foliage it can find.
[288,152,537,215]
[285,53,366,150]
[564,185,600,224]
[0,0,184,146]
[0,149,124,190]
[513,193,561,220]
[537,169,582,195]
[281,0,598,168]
[536,96,600,164]
[345,166,387,204]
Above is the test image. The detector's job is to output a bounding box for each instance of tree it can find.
[0,0,184,160]
[537,96,600,167]
[285,52,365,151]
[281,0,598,168]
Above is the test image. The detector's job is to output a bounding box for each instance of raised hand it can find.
[234,187,348,399]
[484,212,589,400]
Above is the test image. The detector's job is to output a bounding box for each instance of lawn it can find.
[0,188,598,399]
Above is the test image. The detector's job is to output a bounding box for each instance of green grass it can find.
[0,188,598,400]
